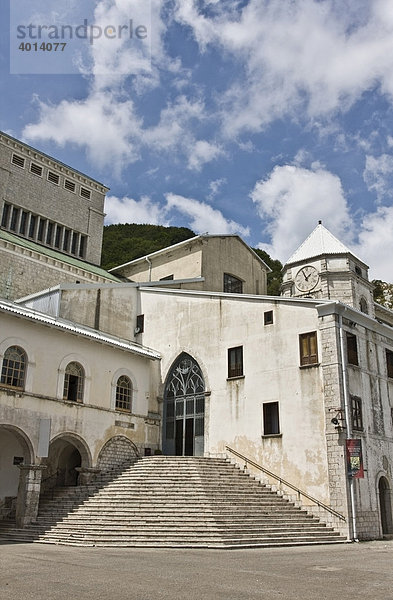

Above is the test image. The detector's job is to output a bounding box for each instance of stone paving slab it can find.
[0,540,392,600]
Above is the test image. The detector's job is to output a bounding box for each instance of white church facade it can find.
[1,133,393,542]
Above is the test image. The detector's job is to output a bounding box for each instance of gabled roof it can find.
[285,223,364,266]
[110,234,271,274]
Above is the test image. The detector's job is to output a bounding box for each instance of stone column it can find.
[75,467,101,485]
[16,465,46,528]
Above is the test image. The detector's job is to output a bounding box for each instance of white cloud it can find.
[174,0,393,136]
[363,154,393,201]
[23,92,142,174]
[207,177,226,200]
[143,95,205,152]
[251,162,393,281]
[250,165,353,262]
[165,192,249,236]
[354,206,393,280]
[105,195,168,225]
[187,140,224,171]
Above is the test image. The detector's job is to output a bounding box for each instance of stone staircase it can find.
[0,456,345,548]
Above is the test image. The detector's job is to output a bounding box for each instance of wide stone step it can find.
[0,456,344,548]
[27,525,337,537]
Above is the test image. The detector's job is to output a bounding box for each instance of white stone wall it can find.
[140,288,332,504]
[0,309,160,506]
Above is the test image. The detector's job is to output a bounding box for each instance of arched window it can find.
[63,362,84,403]
[115,375,132,412]
[1,346,27,389]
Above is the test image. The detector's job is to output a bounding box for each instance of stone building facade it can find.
[0,298,160,526]
[0,131,107,265]
[1,133,392,542]
[20,223,393,541]
[110,234,270,295]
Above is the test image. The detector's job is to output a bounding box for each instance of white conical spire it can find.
[286,222,362,265]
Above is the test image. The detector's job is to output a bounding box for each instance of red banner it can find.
[346,439,364,478]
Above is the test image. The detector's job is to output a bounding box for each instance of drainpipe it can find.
[338,310,358,542]
[145,256,152,282]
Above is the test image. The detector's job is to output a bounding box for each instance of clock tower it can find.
[281,222,375,317]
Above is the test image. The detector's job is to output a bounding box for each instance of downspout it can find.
[338,310,358,541]
[145,256,152,282]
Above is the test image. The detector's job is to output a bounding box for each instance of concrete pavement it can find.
[0,541,392,600]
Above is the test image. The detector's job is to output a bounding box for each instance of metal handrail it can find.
[225,446,346,522]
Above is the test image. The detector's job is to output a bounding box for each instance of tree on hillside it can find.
[252,248,283,296]
[101,224,195,270]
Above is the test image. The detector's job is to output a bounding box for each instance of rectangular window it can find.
[47,170,60,185]
[1,203,10,228]
[54,225,62,249]
[46,221,54,245]
[264,310,273,325]
[228,346,243,378]
[386,349,393,379]
[10,207,19,232]
[80,186,91,199]
[64,179,76,192]
[263,402,280,435]
[224,273,243,293]
[136,314,144,334]
[11,153,25,168]
[79,235,86,258]
[63,229,70,252]
[28,214,37,238]
[37,218,46,242]
[346,333,359,366]
[351,396,363,431]
[299,332,318,366]
[19,211,28,235]
[30,162,43,176]
[71,231,78,255]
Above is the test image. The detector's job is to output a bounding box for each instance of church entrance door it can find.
[163,353,205,456]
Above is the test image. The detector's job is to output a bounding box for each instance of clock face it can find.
[295,266,319,292]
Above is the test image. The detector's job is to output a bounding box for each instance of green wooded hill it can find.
[101,224,195,271]
[101,223,283,295]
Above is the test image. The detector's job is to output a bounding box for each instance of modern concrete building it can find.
[0,131,116,300]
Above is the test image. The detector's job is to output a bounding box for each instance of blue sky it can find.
[2,0,393,279]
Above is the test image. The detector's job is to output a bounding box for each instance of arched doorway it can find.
[379,476,393,535]
[43,435,90,492]
[163,353,205,456]
[0,425,34,514]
